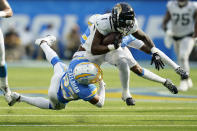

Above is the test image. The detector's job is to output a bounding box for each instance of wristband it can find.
[0,11,6,17]
[150,47,159,54]
[107,44,115,51]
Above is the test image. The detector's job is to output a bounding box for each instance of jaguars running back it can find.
[76,2,182,106]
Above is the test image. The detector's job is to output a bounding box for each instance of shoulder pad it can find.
[95,14,112,35]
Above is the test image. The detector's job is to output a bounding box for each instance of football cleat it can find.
[35,35,56,47]
[163,79,178,94]
[8,92,20,106]
[178,80,188,91]
[0,86,12,103]
[122,92,135,106]
[125,97,135,106]
[175,67,189,80]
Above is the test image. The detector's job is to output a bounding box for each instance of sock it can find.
[20,95,51,109]
[117,59,131,99]
[140,68,166,84]
[157,48,179,69]
[0,65,9,88]
[40,42,58,64]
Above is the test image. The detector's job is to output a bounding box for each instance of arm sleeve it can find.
[95,16,111,36]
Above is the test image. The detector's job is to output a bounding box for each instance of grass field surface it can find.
[0,65,197,131]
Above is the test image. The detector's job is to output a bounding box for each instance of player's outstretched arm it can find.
[89,80,106,108]
[0,0,13,18]
[132,29,155,49]
[132,30,166,70]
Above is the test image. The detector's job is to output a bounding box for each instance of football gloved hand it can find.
[151,53,165,70]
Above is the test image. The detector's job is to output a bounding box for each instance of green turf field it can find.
[0,66,197,131]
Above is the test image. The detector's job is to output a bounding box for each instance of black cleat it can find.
[163,79,178,94]
[175,67,189,80]
[126,97,135,106]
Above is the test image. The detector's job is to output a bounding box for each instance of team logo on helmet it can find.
[73,62,103,85]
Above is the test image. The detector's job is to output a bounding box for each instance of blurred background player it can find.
[0,0,13,103]
[9,35,106,109]
[162,0,197,91]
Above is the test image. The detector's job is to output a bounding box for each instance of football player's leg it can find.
[0,28,12,103]
[174,40,188,91]
[131,64,178,94]
[9,91,65,110]
[48,73,66,110]
[10,63,65,109]
[121,48,177,93]
[35,35,58,64]
[118,58,132,100]
[105,48,134,105]
[179,37,194,89]
[179,37,194,73]
[131,64,166,83]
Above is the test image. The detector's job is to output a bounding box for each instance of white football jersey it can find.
[167,1,197,37]
[81,13,138,53]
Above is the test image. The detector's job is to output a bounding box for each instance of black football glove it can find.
[113,33,122,49]
[151,53,165,71]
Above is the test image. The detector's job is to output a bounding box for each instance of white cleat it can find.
[0,86,12,103]
[35,35,56,47]
[187,78,193,88]
[178,80,188,92]
[8,92,20,106]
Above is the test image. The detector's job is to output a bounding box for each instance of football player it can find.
[9,36,106,109]
[0,0,13,103]
[162,0,196,91]
[75,2,181,106]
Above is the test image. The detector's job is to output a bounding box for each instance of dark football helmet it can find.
[112,2,135,35]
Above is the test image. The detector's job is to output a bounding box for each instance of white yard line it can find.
[0,114,196,117]
[0,106,197,110]
[0,124,197,127]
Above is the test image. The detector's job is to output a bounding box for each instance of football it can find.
[101,32,122,46]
